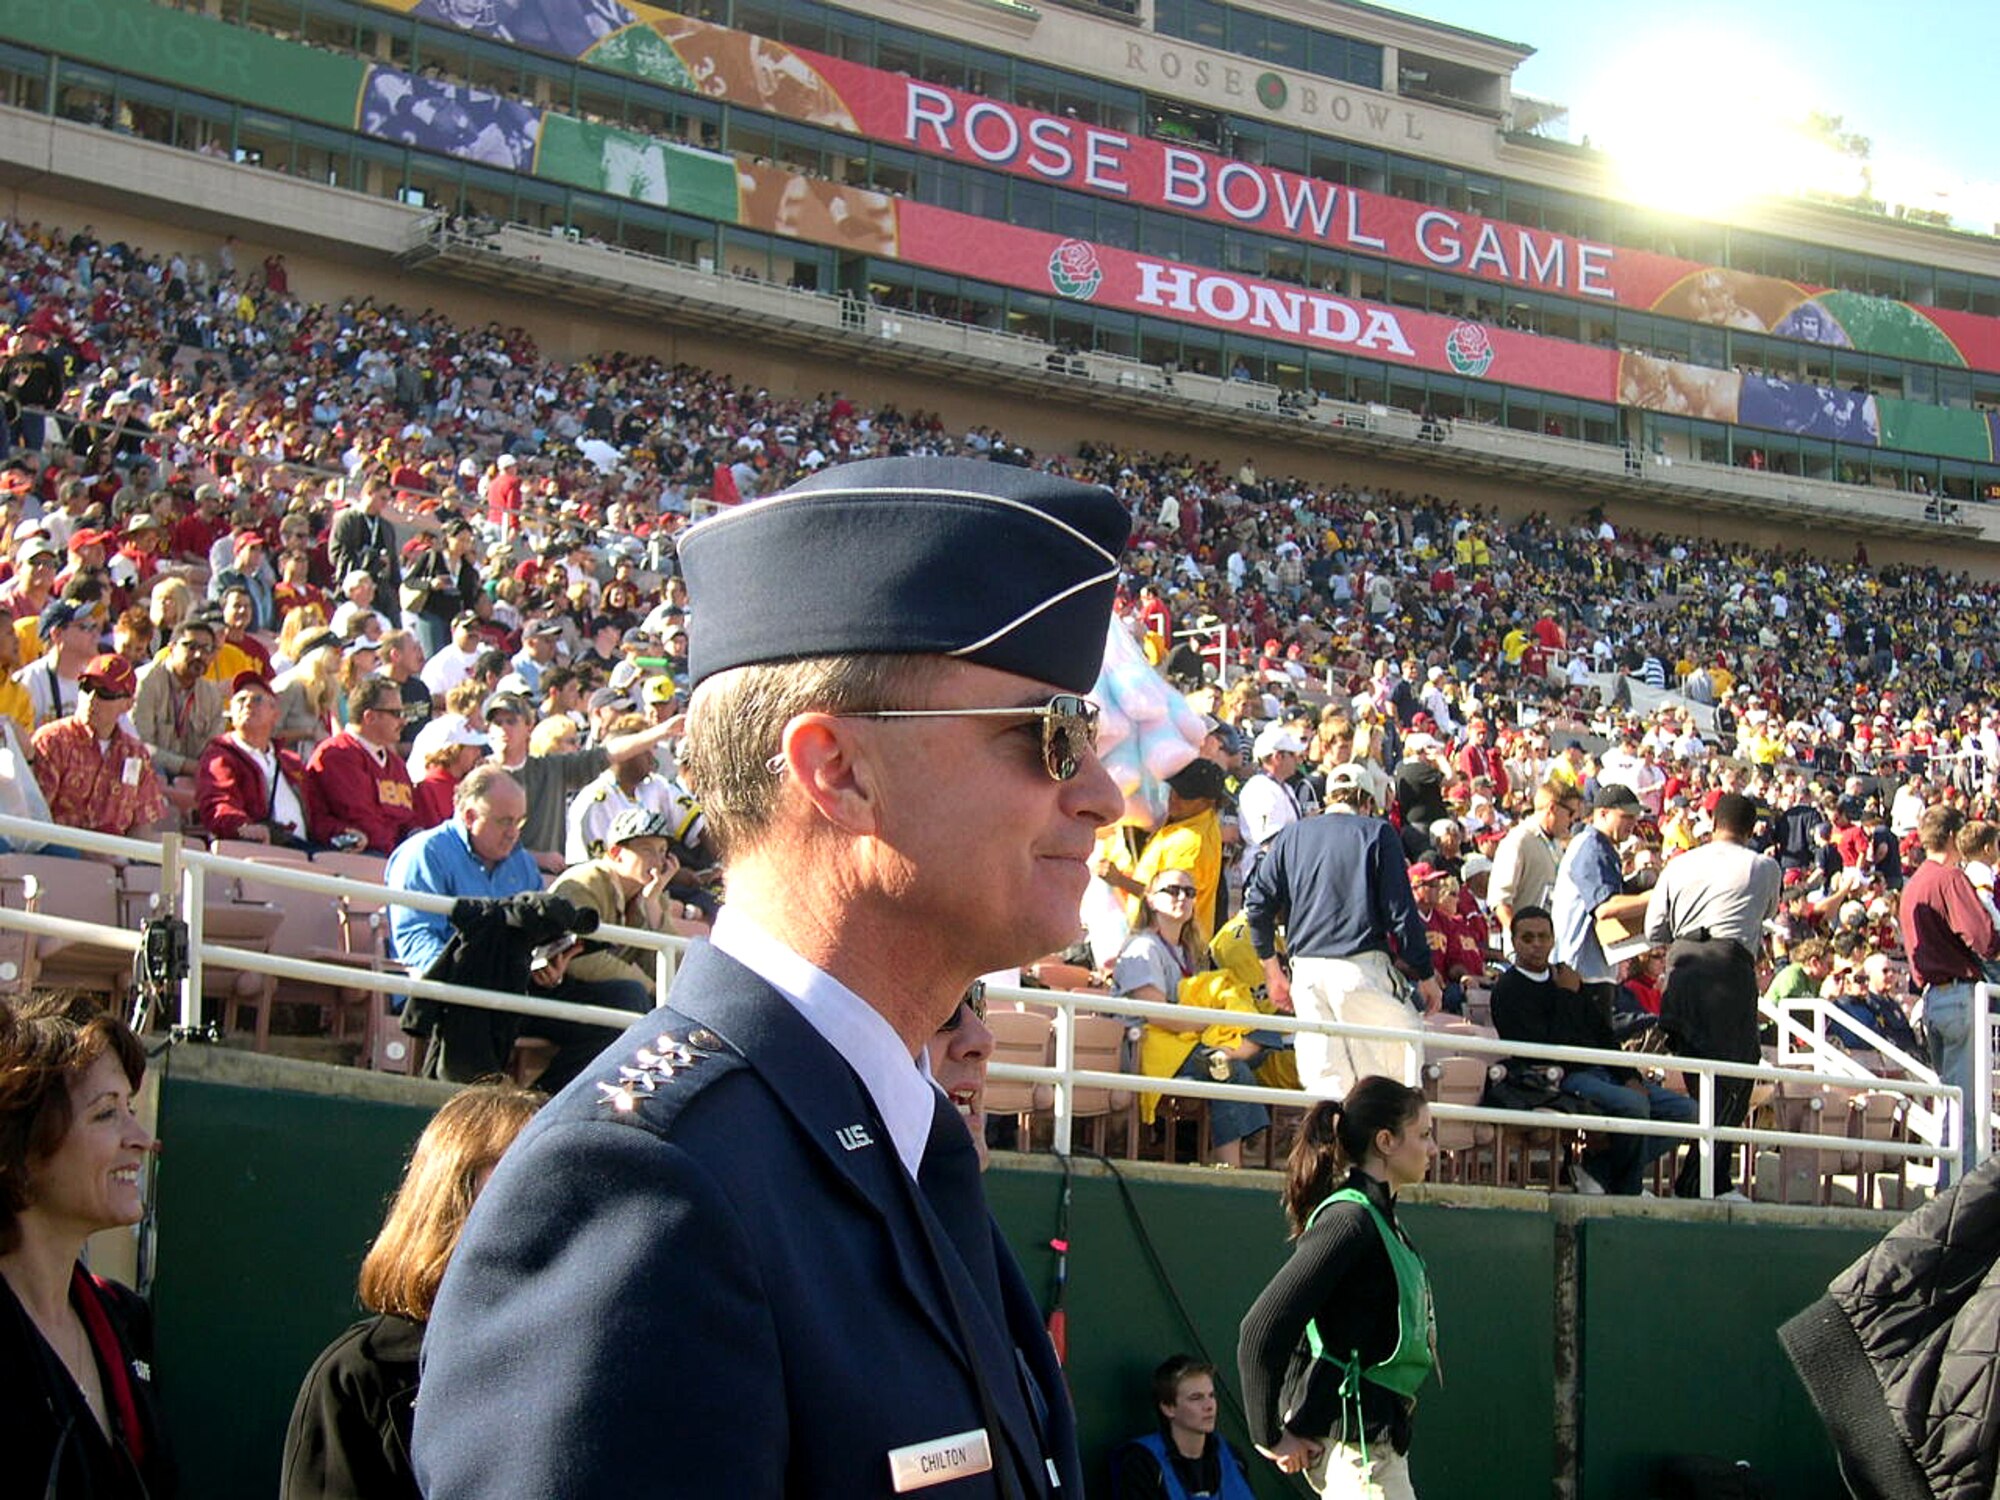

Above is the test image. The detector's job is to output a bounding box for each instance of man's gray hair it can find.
[678,654,942,857]
[454,762,519,814]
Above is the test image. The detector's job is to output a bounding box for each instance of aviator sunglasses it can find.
[937,980,989,1034]
[769,693,1101,782]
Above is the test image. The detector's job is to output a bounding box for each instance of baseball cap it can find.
[1167,757,1234,807]
[1592,783,1643,812]
[1326,762,1374,794]
[1460,854,1494,880]
[291,628,341,661]
[1253,724,1306,759]
[40,599,101,633]
[482,691,532,721]
[78,653,137,698]
[606,807,673,848]
[1405,861,1447,884]
[587,686,631,712]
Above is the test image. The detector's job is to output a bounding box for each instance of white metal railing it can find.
[982,983,1971,1198]
[1769,988,2000,1151]
[0,813,685,1042]
[0,809,1982,1196]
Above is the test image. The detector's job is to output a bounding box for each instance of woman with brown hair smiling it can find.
[0,992,173,1499]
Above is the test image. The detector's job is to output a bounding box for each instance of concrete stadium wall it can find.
[146,1046,1881,1499]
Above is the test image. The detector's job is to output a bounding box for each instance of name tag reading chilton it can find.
[888,1427,993,1492]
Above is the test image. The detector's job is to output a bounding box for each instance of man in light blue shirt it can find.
[1551,783,1650,987]
[390,764,656,1091]
[385,762,543,976]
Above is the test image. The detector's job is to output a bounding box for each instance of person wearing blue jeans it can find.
[1490,908,1690,1196]
[1558,1059,1697,1195]
[1918,980,1977,1181]
[1898,804,1998,1184]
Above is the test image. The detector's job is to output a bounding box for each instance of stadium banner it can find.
[884,196,1621,395]
[30,1,1986,463]
[358,67,543,174]
[751,170,1953,456]
[372,0,2000,376]
[537,116,741,221]
[5,0,365,129]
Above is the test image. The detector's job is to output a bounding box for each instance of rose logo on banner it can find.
[1255,73,1288,111]
[1049,240,1104,301]
[1445,322,1496,378]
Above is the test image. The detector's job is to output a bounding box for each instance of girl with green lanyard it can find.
[1237,1079,1437,1499]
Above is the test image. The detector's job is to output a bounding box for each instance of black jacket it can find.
[1237,1169,1416,1456]
[327,509,401,602]
[0,1266,177,1499]
[281,1313,422,1500]
[1779,1156,2000,1499]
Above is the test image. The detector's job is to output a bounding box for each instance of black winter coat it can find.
[1780,1156,2000,1499]
[0,1266,177,1499]
[281,1313,422,1500]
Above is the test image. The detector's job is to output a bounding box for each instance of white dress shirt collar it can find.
[708,906,937,1180]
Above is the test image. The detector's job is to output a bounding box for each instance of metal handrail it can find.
[0,808,1979,1195]
[982,981,1970,1195]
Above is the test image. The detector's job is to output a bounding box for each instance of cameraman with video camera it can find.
[388,765,635,1091]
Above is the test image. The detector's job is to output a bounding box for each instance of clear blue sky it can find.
[1398,0,1997,200]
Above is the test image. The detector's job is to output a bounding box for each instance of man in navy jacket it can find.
[413,457,1128,1497]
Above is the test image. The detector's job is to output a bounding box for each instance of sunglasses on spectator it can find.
[803,693,1100,782]
[936,981,988,1033]
[1152,883,1198,898]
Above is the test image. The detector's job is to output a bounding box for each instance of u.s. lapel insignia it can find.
[597,1030,711,1113]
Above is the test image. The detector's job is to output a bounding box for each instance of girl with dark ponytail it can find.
[1238,1077,1437,1498]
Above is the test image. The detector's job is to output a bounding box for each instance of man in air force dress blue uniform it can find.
[412,456,1128,1497]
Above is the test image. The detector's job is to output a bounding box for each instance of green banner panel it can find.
[0,0,365,128]
[581,22,698,90]
[1817,290,1966,367]
[147,1054,1883,1500]
[1876,394,1996,461]
[535,114,741,222]
[150,1069,436,1500]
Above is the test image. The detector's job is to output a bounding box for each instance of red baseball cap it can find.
[78,654,138,698]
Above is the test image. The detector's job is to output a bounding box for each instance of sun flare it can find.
[1575,30,1866,219]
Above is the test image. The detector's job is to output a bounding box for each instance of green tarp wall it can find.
[148,1053,1873,1499]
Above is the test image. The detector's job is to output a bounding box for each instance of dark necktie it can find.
[919,1089,1045,1498]
[918,1089,1003,1323]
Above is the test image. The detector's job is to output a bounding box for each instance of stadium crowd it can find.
[0,214,1991,1188]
